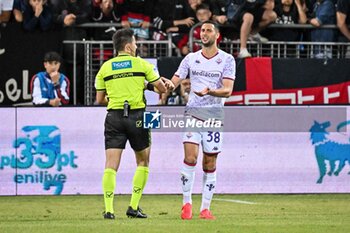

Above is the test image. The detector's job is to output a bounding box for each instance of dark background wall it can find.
[0,23,62,105]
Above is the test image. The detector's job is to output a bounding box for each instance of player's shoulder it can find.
[218,49,234,59]
[218,49,235,65]
[184,51,200,59]
[181,50,203,63]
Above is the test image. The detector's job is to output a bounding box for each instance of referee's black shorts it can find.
[104,109,151,151]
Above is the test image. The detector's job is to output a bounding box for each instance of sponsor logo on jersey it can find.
[112,60,132,70]
[191,70,220,78]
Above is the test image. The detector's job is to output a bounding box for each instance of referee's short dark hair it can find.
[43,51,61,62]
[112,28,134,52]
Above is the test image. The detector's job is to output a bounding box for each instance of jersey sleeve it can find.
[174,53,191,80]
[142,58,160,83]
[56,75,70,105]
[32,76,50,105]
[95,63,106,91]
[223,55,236,81]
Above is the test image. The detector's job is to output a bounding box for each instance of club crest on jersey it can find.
[195,60,200,64]
[215,58,222,64]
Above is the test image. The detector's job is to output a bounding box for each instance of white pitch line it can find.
[213,198,257,205]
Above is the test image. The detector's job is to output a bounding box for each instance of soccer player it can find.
[168,20,235,220]
[95,28,167,219]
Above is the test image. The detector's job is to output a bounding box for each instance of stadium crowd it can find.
[0,0,349,58]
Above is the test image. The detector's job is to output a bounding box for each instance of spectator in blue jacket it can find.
[309,0,336,58]
[31,51,70,106]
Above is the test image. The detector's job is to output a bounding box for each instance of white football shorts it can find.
[183,130,223,154]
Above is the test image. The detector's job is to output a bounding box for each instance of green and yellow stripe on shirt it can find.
[95,53,159,110]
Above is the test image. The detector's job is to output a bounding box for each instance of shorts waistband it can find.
[107,108,145,112]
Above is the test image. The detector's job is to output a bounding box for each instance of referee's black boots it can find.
[126,206,147,218]
[103,211,115,220]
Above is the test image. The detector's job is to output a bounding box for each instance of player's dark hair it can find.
[112,28,134,52]
[201,20,220,32]
[43,51,61,62]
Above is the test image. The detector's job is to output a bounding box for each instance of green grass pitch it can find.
[0,194,349,233]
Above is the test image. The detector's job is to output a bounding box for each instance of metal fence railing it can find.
[64,23,350,105]
[189,22,350,58]
[218,40,350,59]
[63,40,179,105]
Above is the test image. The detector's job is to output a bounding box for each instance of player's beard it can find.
[202,39,215,48]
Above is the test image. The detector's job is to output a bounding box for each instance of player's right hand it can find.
[161,77,174,91]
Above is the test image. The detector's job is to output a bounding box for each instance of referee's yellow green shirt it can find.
[95,53,160,110]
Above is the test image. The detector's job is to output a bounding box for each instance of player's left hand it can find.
[194,87,210,97]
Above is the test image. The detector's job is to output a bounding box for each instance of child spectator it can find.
[31,51,70,106]
[177,3,222,55]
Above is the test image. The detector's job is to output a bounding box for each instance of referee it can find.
[95,28,167,219]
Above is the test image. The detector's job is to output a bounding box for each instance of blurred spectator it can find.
[92,0,122,40]
[119,0,153,40]
[152,0,195,47]
[159,78,191,105]
[188,0,202,11]
[91,0,122,66]
[232,0,277,58]
[309,0,336,58]
[336,0,350,42]
[0,0,14,55]
[0,0,13,23]
[31,51,70,106]
[50,0,91,27]
[207,0,243,40]
[177,3,222,55]
[117,0,153,56]
[266,0,307,41]
[13,0,25,22]
[50,0,91,105]
[209,0,228,25]
[14,0,53,31]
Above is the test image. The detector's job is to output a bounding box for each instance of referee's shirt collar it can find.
[118,52,132,57]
